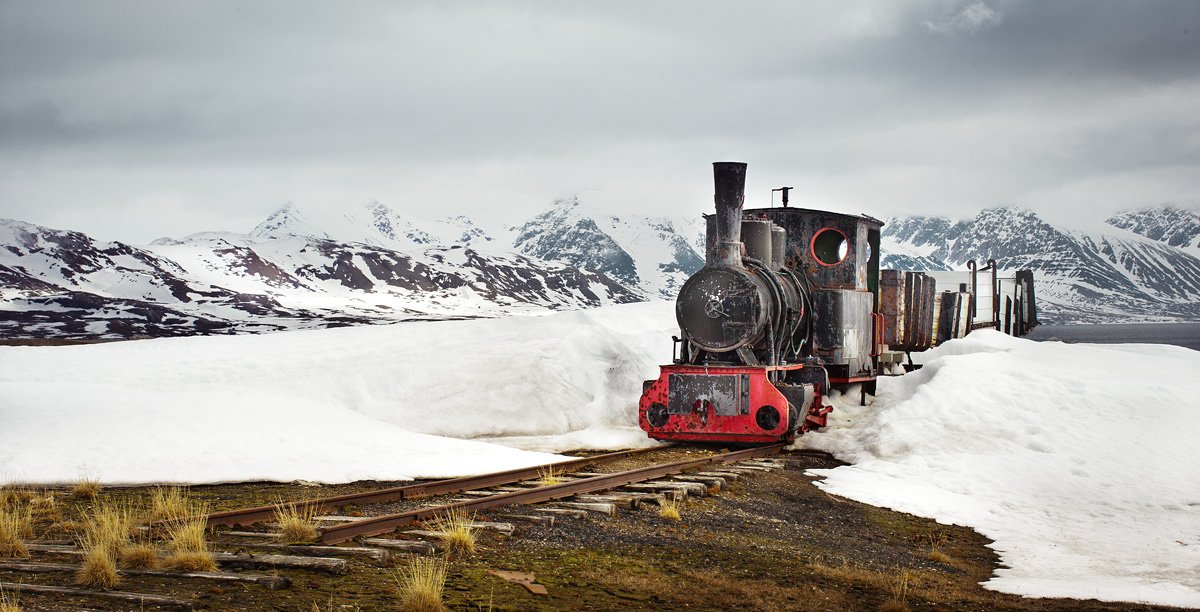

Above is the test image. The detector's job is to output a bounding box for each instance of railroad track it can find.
[203,445,667,529]
[315,443,784,544]
[1,444,790,609]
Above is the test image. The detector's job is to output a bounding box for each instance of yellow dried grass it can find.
[429,508,475,555]
[537,465,563,486]
[69,478,101,501]
[148,486,191,523]
[0,582,21,612]
[162,510,216,572]
[119,540,160,569]
[0,506,32,559]
[395,556,447,612]
[76,534,119,589]
[274,500,319,544]
[658,496,683,521]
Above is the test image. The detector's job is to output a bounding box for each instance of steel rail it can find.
[204,446,667,528]
[319,443,786,545]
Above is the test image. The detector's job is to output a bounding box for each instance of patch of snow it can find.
[0,301,677,485]
[799,330,1200,607]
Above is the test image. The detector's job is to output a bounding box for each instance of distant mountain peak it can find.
[550,195,584,210]
[1106,204,1200,250]
[883,206,1200,323]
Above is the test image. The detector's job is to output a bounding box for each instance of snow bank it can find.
[801,330,1200,607]
[0,301,677,485]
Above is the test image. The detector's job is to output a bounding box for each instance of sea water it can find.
[1025,322,1200,351]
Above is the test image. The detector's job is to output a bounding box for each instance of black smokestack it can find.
[713,161,747,266]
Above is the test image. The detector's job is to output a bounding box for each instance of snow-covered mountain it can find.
[882,206,1200,323]
[0,203,642,339]
[510,196,705,299]
[4,198,1198,339]
[1105,205,1200,252]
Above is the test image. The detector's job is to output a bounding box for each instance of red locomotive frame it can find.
[638,363,832,444]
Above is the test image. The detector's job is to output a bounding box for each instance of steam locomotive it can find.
[637,161,1038,444]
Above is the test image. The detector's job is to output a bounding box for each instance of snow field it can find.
[0,301,677,485]
[802,330,1200,607]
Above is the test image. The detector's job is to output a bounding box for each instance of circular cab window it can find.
[811,228,850,266]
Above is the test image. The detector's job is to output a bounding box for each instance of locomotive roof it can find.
[706,206,884,228]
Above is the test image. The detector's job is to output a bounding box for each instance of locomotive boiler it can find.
[638,162,883,443]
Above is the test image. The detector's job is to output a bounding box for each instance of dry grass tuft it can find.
[537,465,563,486]
[924,530,954,565]
[80,503,134,557]
[395,556,447,612]
[0,582,21,612]
[69,478,101,501]
[162,511,216,572]
[163,550,217,572]
[119,540,160,569]
[658,496,683,521]
[0,487,33,509]
[28,491,61,522]
[928,549,954,565]
[149,486,191,523]
[76,533,120,588]
[74,502,141,587]
[275,500,320,543]
[0,505,32,558]
[879,568,913,612]
[430,508,476,555]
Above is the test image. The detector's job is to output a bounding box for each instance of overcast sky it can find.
[1,1,1197,243]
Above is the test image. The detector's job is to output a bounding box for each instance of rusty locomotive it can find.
[637,161,1036,444]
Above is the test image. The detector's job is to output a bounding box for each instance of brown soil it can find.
[1,450,1185,611]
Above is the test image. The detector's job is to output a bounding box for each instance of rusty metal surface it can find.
[202,447,664,528]
[745,207,882,291]
[318,444,786,545]
[667,372,750,416]
[880,270,907,347]
[811,288,874,376]
[712,162,748,267]
[741,220,773,267]
[675,266,769,353]
[879,270,936,352]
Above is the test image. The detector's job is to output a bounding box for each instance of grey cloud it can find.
[0,0,1197,242]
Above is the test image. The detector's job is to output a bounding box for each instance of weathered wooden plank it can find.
[495,513,555,526]
[742,460,785,468]
[725,464,776,472]
[468,521,515,535]
[24,543,76,554]
[211,552,347,574]
[0,560,289,590]
[530,508,587,519]
[672,474,726,490]
[361,538,435,555]
[0,580,194,608]
[231,542,388,561]
[407,521,514,536]
[25,543,347,574]
[404,529,448,539]
[219,530,279,538]
[618,483,688,501]
[570,494,640,509]
[312,515,365,522]
[643,480,707,496]
[551,501,616,516]
[697,470,741,481]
